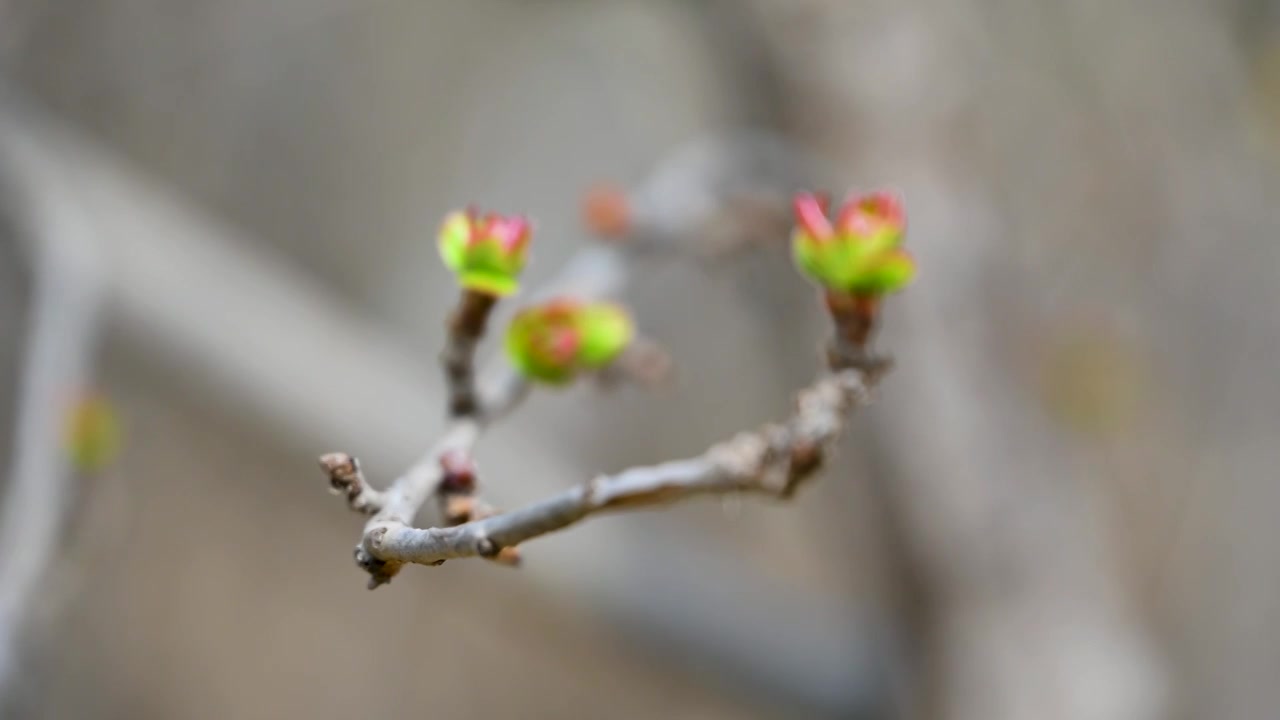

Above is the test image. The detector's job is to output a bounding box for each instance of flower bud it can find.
[504,298,634,384]
[438,207,532,296]
[791,191,916,296]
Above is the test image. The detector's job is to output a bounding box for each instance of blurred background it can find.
[2,1,1279,718]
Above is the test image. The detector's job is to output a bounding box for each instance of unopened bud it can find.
[438,207,532,296]
[791,191,916,296]
[504,298,634,384]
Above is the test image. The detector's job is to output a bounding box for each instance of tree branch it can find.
[326,255,895,588]
[321,134,842,588]
[363,362,880,570]
[344,289,890,588]
[325,248,895,588]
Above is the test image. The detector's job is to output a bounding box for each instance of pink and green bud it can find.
[791,191,916,296]
[504,298,635,384]
[438,207,532,296]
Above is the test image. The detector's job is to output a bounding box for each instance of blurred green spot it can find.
[63,393,121,473]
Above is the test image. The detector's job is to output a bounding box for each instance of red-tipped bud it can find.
[505,298,635,385]
[485,214,532,254]
[791,190,915,296]
[438,207,532,296]
[835,192,904,239]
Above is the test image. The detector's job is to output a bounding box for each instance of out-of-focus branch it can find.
[594,335,674,388]
[742,3,1169,718]
[0,117,105,701]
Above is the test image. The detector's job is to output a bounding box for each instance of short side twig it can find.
[319,453,384,515]
[442,289,498,419]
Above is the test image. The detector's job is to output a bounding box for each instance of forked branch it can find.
[361,356,885,577]
[319,146,913,589]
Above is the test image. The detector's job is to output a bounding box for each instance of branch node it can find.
[476,537,499,558]
[710,430,771,479]
[438,450,477,493]
[783,441,824,497]
[583,475,602,506]
[354,544,399,588]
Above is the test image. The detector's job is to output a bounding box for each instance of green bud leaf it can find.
[851,250,916,295]
[576,303,634,368]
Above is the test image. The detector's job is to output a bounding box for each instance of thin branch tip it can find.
[321,452,385,515]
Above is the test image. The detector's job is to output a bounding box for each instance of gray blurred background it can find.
[1,1,1279,718]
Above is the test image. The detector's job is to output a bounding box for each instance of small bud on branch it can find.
[504,298,635,385]
[438,207,532,297]
[791,191,916,297]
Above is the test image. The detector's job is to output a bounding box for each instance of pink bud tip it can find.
[487,215,531,253]
[792,192,834,239]
[547,328,580,362]
[836,192,905,237]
